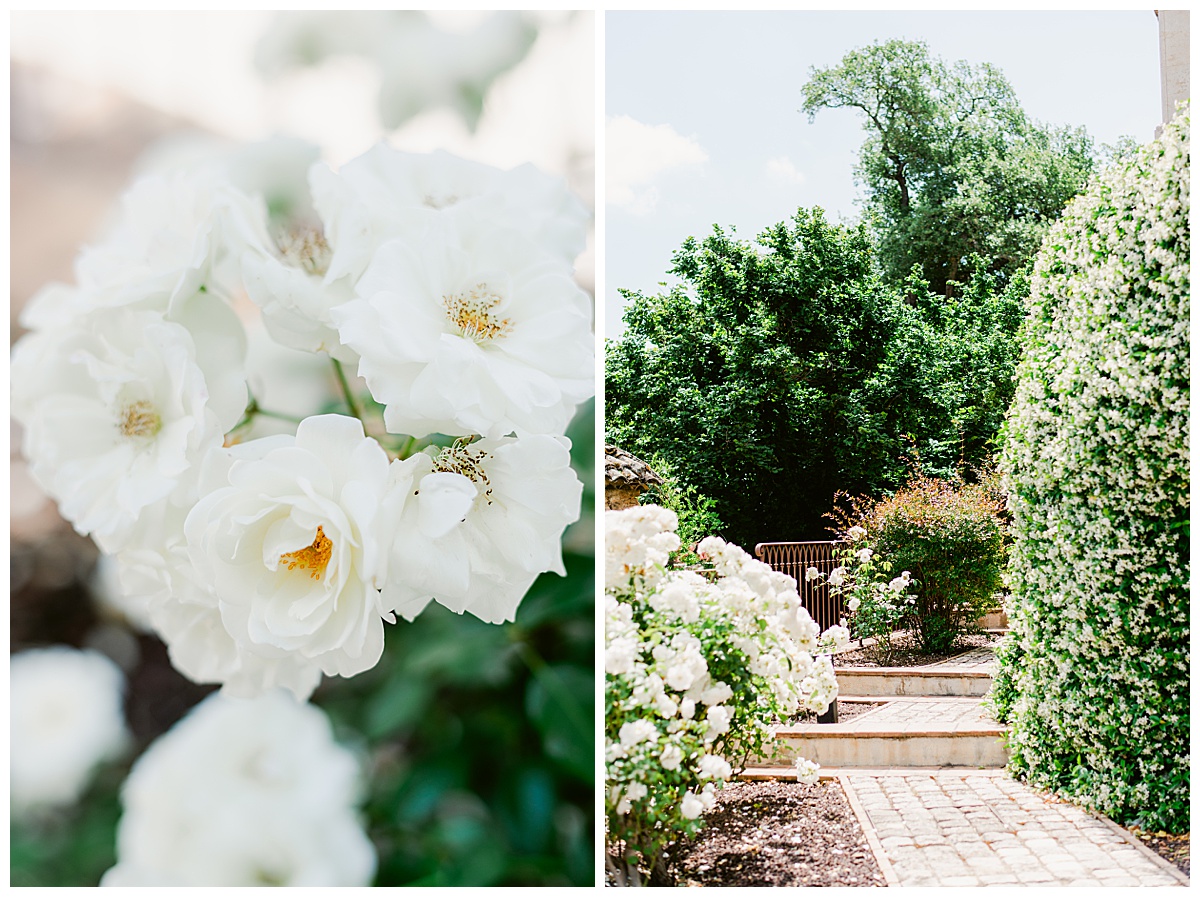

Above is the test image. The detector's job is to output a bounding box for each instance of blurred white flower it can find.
[805,566,820,582]
[11,648,129,819]
[680,790,706,820]
[312,145,588,282]
[857,547,873,564]
[183,414,392,685]
[74,171,267,311]
[846,526,867,542]
[255,12,538,133]
[380,434,582,625]
[696,754,732,781]
[827,566,847,588]
[102,690,375,886]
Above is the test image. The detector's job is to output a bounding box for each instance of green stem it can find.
[331,358,364,422]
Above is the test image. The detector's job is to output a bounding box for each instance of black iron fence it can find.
[754,540,844,633]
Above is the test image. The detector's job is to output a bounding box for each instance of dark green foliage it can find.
[636,455,723,563]
[607,211,1026,549]
[802,39,1094,297]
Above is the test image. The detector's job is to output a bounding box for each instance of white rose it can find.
[680,790,706,820]
[11,300,246,553]
[310,144,588,282]
[380,434,583,625]
[660,744,685,771]
[805,566,821,582]
[183,414,392,683]
[103,690,375,886]
[827,566,847,588]
[11,648,130,819]
[857,547,873,564]
[618,719,658,750]
[795,757,821,786]
[332,219,594,439]
[696,753,732,781]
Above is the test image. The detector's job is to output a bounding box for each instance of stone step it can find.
[764,697,1008,769]
[837,667,993,697]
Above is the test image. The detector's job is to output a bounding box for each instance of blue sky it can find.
[604,10,1165,337]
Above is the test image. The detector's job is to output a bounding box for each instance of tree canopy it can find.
[606,210,1025,549]
[802,39,1094,296]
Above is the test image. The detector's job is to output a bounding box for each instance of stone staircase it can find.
[746,641,1008,775]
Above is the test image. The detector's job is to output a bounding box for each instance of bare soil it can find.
[833,631,1003,668]
[664,780,886,887]
[1128,827,1190,876]
[789,699,887,725]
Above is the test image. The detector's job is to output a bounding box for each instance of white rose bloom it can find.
[75,171,267,311]
[847,596,862,612]
[103,690,375,886]
[618,719,658,750]
[857,547,873,564]
[184,414,392,683]
[827,566,847,588]
[796,757,821,786]
[11,648,129,818]
[847,526,867,542]
[680,790,706,820]
[241,226,358,362]
[11,300,246,553]
[310,144,589,282]
[696,753,732,781]
[660,743,685,771]
[704,705,733,742]
[332,219,594,439]
[805,566,820,582]
[380,434,582,625]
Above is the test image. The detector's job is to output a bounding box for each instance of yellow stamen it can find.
[275,223,332,277]
[280,526,333,581]
[443,282,513,342]
[434,438,494,504]
[118,401,161,438]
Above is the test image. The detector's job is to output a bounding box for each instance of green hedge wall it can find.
[994,106,1189,832]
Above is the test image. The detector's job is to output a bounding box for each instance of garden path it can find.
[744,642,1189,886]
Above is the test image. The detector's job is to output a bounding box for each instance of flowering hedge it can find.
[605,506,840,885]
[993,106,1189,832]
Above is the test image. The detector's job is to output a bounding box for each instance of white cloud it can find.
[765,155,806,185]
[606,114,708,214]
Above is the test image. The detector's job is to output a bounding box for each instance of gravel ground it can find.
[833,631,1003,668]
[789,700,887,725]
[664,780,886,887]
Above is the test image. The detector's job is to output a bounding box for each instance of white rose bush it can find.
[11,140,593,885]
[12,142,591,703]
[605,505,840,885]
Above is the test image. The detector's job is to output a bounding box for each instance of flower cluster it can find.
[101,690,375,886]
[807,532,917,664]
[11,143,591,700]
[10,647,130,820]
[995,106,1189,832]
[605,505,837,884]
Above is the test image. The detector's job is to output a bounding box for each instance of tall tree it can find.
[802,39,1094,296]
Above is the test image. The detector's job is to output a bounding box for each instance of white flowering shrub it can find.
[10,648,130,820]
[11,142,592,701]
[995,106,1189,832]
[605,506,840,885]
[806,527,918,665]
[101,690,375,886]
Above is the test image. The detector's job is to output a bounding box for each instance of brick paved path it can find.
[844,771,1186,886]
[924,646,998,671]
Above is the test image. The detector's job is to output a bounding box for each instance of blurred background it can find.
[10,11,596,887]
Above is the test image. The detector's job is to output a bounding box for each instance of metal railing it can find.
[754,540,844,633]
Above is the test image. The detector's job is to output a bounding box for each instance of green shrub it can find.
[863,475,1007,654]
[636,456,723,565]
[995,106,1189,833]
